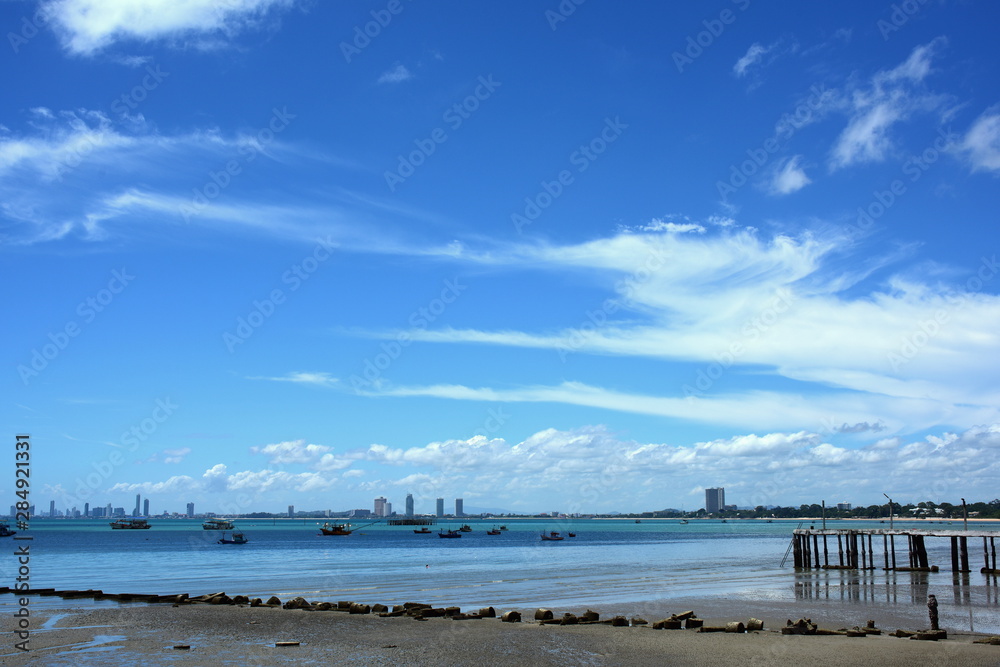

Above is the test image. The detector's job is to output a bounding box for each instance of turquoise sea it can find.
[4,517,999,633]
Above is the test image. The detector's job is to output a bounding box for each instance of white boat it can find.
[203,518,235,530]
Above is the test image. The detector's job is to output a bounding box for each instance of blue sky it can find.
[3,0,1000,515]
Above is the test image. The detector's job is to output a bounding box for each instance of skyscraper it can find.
[143,499,150,516]
[84,502,89,517]
[405,493,414,517]
[455,498,464,517]
[436,497,444,517]
[49,500,55,517]
[374,496,387,517]
[134,494,141,517]
[287,505,295,518]
[186,502,195,517]
[705,487,725,514]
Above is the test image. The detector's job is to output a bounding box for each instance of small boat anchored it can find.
[413,527,432,534]
[319,522,353,536]
[110,519,150,529]
[218,531,248,544]
[458,524,472,532]
[0,522,16,537]
[202,518,235,530]
[438,529,462,538]
[540,531,564,541]
[486,526,501,535]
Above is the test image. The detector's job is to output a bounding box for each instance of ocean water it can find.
[4,517,999,633]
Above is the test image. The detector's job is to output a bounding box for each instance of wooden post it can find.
[890,534,897,570]
[867,534,874,570]
[916,535,929,569]
[985,537,991,573]
[960,536,970,572]
[838,534,844,567]
[883,534,889,570]
[951,536,959,573]
[859,533,866,569]
[793,534,801,567]
[813,533,820,569]
[823,534,829,568]
[992,537,997,571]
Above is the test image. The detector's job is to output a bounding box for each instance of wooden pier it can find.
[791,528,1000,574]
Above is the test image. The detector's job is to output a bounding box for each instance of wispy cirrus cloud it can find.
[766,155,811,195]
[829,37,948,171]
[958,106,1000,173]
[377,64,413,84]
[42,0,297,56]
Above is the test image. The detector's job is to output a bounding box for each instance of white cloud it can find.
[958,107,1000,173]
[42,0,295,55]
[619,218,706,234]
[829,38,947,171]
[767,155,811,195]
[162,447,192,464]
[103,423,1000,510]
[250,372,340,387]
[378,64,413,84]
[733,42,771,78]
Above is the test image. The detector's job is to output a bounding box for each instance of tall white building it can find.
[374,496,387,517]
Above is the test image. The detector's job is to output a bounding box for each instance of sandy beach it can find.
[3,598,999,666]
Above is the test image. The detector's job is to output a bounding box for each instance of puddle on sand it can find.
[49,634,127,654]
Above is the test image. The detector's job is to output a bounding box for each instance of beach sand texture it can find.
[2,601,999,666]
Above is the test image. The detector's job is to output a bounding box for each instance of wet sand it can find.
[2,600,999,666]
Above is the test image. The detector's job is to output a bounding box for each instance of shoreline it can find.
[3,599,999,666]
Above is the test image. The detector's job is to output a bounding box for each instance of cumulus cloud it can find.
[108,423,1000,510]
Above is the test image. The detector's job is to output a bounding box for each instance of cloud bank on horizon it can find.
[5,0,1000,514]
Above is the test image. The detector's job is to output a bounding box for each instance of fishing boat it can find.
[458,524,472,532]
[318,522,352,536]
[540,531,564,541]
[567,532,576,537]
[109,518,150,529]
[413,527,432,534]
[218,531,248,544]
[202,518,235,530]
[486,526,501,535]
[635,519,641,523]
[438,529,462,538]
[0,522,15,537]
[679,519,689,524]
[499,525,508,531]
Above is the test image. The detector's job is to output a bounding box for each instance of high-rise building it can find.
[705,487,725,514]
[84,502,89,517]
[374,496,387,517]
[49,500,56,517]
[134,494,141,516]
[186,502,195,518]
[143,499,150,516]
[405,493,414,517]
[436,498,444,517]
[287,505,295,518]
[385,502,392,516]
[455,498,464,517]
